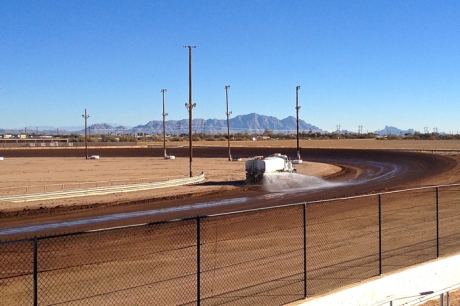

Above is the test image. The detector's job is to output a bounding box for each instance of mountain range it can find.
[0,113,430,136]
[0,113,322,135]
[129,113,322,135]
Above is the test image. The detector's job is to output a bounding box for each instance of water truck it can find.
[245,153,296,184]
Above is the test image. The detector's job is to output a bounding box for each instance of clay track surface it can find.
[0,146,457,236]
[1,147,460,305]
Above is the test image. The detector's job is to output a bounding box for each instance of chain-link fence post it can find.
[303,202,307,298]
[33,237,38,306]
[436,186,439,258]
[378,194,382,275]
[197,216,201,306]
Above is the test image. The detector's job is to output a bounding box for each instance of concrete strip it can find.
[285,253,460,306]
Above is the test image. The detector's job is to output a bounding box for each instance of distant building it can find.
[0,135,69,144]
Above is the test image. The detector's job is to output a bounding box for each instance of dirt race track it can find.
[1,144,460,236]
[2,142,460,305]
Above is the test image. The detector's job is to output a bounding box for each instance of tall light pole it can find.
[184,45,196,177]
[225,85,232,161]
[295,86,301,160]
[82,109,90,159]
[161,89,168,159]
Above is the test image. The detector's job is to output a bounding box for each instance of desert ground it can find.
[1,139,460,230]
[1,140,460,305]
[0,157,340,214]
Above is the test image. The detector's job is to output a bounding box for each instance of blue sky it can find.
[1,0,459,133]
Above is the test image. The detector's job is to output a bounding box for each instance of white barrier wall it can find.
[286,253,460,306]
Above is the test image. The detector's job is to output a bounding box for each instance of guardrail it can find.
[0,172,205,203]
[0,174,194,196]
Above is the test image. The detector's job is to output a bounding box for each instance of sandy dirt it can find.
[2,142,460,304]
[0,157,340,213]
[155,139,460,151]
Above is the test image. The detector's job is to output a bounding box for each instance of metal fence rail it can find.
[0,172,205,203]
[0,174,194,196]
[1,184,460,305]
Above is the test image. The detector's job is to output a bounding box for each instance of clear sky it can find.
[1,0,459,133]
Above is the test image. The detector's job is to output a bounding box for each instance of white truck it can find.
[245,153,296,184]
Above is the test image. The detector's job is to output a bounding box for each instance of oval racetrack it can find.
[0,147,457,237]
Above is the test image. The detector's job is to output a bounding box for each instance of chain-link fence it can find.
[1,184,460,305]
[306,194,380,296]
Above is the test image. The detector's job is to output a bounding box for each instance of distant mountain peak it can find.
[126,113,322,135]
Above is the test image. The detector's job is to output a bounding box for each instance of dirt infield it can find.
[0,157,340,214]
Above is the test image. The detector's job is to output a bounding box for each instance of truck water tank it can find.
[263,157,285,173]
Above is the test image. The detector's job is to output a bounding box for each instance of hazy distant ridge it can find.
[0,113,321,135]
[1,114,423,135]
